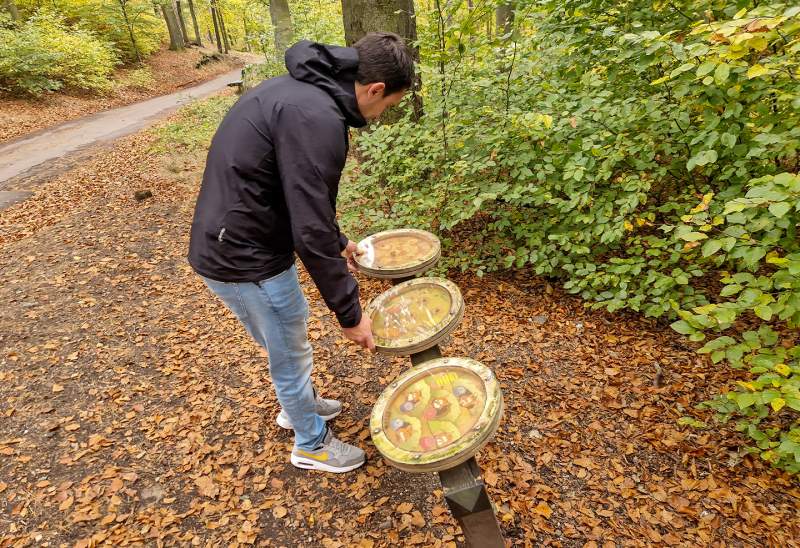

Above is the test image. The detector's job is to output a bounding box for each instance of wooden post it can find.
[392,277,505,548]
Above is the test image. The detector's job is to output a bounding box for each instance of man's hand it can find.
[342,315,375,351]
[342,240,361,273]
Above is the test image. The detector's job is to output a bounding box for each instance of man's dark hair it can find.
[353,32,415,96]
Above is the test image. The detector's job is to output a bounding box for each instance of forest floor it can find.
[1,93,799,547]
[0,46,257,145]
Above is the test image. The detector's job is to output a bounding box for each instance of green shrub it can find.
[0,14,62,95]
[350,1,800,472]
[0,11,118,96]
[241,58,287,92]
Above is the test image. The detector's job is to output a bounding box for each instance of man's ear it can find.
[368,82,386,97]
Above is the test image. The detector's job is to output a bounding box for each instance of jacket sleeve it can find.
[272,103,362,328]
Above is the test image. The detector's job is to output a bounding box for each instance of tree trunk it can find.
[269,0,292,56]
[341,0,417,52]
[242,11,251,51]
[162,3,185,50]
[117,0,142,63]
[217,3,231,53]
[210,2,223,53]
[340,0,421,120]
[175,0,191,45]
[187,0,202,45]
[495,2,515,37]
[2,0,19,21]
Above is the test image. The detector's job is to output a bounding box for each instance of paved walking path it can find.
[0,68,241,207]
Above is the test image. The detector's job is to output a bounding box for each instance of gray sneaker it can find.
[276,392,342,429]
[290,427,366,473]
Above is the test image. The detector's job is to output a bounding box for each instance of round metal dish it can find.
[371,357,504,473]
[366,277,464,356]
[354,229,441,279]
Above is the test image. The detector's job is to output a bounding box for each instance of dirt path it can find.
[1,104,798,547]
[0,69,241,206]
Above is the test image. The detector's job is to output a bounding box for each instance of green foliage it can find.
[151,94,237,151]
[241,57,286,90]
[64,0,164,62]
[0,11,118,96]
[240,0,342,89]
[349,1,800,472]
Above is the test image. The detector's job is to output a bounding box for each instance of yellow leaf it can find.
[746,64,770,79]
[623,220,633,231]
[533,501,553,519]
[737,381,756,391]
[771,398,786,412]
[775,363,791,376]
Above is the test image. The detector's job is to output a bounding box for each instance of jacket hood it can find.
[285,41,367,128]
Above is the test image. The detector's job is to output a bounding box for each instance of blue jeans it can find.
[200,264,326,450]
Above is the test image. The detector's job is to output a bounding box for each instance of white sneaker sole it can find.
[276,408,342,430]
[290,453,365,473]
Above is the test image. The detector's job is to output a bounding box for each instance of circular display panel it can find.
[371,358,503,472]
[355,229,441,279]
[366,278,464,356]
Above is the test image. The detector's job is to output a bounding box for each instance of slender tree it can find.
[117,0,142,62]
[217,1,231,52]
[241,10,251,51]
[496,2,515,37]
[175,0,191,45]
[2,0,19,21]
[210,4,223,52]
[186,0,202,45]
[269,0,293,55]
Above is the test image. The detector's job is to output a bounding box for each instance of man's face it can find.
[355,82,407,121]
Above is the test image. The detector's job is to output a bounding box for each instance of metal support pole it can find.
[388,276,504,547]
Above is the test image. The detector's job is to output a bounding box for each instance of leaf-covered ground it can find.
[1,99,799,547]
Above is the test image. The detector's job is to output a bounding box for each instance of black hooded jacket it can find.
[188,41,367,328]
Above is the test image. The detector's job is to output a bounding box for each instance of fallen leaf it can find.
[194,476,219,499]
[273,506,288,518]
[59,496,74,510]
[533,501,553,519]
